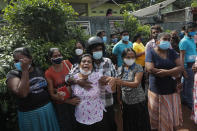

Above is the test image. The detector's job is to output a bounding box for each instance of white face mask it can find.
[75,49,83,56]
[80,68,91,75]
[124,58,135,66]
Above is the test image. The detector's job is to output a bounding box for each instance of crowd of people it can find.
[6,24,197,131]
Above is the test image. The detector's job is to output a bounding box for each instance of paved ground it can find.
[177,105,197,131]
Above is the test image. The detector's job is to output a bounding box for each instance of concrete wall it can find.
[138,7,193,32]
[77,14,188,38]
[159,22,185,32]
[78,16,123,36]
[163,9,186,22]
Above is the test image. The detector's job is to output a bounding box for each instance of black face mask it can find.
[51,57,63,64]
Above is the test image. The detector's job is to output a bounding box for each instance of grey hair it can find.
[157,32,171,41]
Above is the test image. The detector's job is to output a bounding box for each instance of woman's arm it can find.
[46,77,64,102]
[116,72,143,88]
[167,58,183,76]
[99,76,116,92]
[180,50,188,78]
[145,62,161,74]
[117,86,123,110]
[7,70,30,98]
[155,58,183,77]
[7,58,31,98]
[64,86,81,105]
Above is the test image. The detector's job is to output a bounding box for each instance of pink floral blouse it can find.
[71,71,112,125]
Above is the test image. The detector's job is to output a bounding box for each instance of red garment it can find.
[45,60,72,89]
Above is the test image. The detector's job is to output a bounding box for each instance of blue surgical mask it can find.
[159,41,171,50]
[188,32,196,37]
[14,62,22,71]
[122,35,129,42]
[93,51,103,60]
[102,36,107,43]
[111,38,118,43]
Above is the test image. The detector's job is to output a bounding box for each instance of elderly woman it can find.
[6,47,59,131]
[70,54,116,131]
[145,33,183,131]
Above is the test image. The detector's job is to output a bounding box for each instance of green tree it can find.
[191,0,197,8]
[114,11,151,44]
[173,0,192,8]
[0,0,88,130]
[120,3,138,13]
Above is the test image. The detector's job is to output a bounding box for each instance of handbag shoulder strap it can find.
[63,60,71,72]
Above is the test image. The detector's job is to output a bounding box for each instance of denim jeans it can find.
[181,67,194,109]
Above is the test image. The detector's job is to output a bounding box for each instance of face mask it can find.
[14,62,22,71]
[75,49,83,56]
[102,36,107,43]
[51,57,63,64]
[111,38,118,43]
[80,68,91,75]
[188,32,196,37]
[93,51,103,60]
[124,58,135,66]
[122,35,129,42]
[159,41,171,50]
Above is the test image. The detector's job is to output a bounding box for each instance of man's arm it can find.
[179,50,188,78]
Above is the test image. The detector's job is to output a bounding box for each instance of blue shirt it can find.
[112,40,133,67]
[179,36,197,67]
[145,48,178,95]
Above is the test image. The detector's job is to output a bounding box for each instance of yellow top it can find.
[133,42,145,66]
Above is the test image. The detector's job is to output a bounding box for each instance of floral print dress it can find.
[191,58,197,124]
[71,71,112,125]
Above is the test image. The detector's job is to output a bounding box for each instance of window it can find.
[68,21,91,36]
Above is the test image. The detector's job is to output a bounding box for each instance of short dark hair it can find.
[110,33,116,38]
[121,48,136,58]
[106,9,112,16]
[157,32,171,41]
[185,24,194,32]
[120,30,129,35]
[182,26,186,31]
[13,47,32,59]
[96,30,105,37]
[76,41,85,49]
[132,33,141,43]
[87,43,105,54]
[151,25,163,32]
